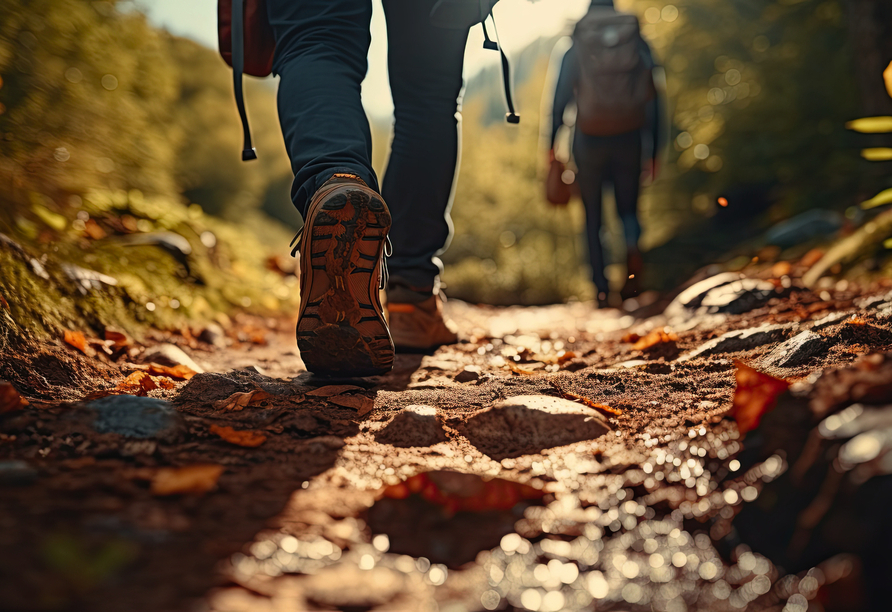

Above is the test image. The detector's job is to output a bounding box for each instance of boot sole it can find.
[297,183,394,377]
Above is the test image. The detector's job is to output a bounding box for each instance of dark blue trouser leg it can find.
[382,0,469,290]
[573,129,642,294]
[267,0,376,216]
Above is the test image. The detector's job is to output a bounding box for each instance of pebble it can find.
[141,343,204,373]
[678,324,791,362]
[463,395,611,460]
[376,405,447,448]
[760,331,828,368]
[88,395,185,442]
[198,323,227,348]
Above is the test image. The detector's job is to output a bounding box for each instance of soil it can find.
[2,271,892,612]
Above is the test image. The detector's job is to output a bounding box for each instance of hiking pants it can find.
[267,0,469,290]
[572,128,643,294]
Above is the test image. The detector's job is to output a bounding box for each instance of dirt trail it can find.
[2,271,892,612]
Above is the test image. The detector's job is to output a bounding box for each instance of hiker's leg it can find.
[267,0,376,216]
[611,130,643,250]
[573,132,610,295]
[381,0,469,292]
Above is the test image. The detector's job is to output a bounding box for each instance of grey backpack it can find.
[573,9,655,136]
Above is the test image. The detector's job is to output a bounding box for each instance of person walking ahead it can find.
[550,0,661,307]
[267,0,468,376]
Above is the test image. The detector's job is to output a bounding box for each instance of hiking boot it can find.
[387,294,458,352]
[295,174,394,377]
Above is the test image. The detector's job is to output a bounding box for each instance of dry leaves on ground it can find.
[148,363,198,380]
[632,328,679,351]
[550,381,623,416]
[726,361,790,435]
[506,362,537,376]
[209,424,267,448]
[327,394,375,416]
[0,381,29,413]
[306,385,364,398]
[151,464,224,496]
[214,389,273,411]
[63,330,92,355]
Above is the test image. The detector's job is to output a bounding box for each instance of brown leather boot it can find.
[295,174,394,377]
[387,294,458,352]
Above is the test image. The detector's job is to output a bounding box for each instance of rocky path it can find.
[2,269,892,612]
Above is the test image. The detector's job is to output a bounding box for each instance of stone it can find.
[462,395,611,460]
[88,395,185,441]
[760,331,828,368]
[664,272,743,318]
[678,324,791,362]
[454,366,482,383]
[375,405,447,448]
[809,312,851,331]
[141,343,204,373]
[698,278,778,314]
[198,323,227,348]
[0,460,38,485]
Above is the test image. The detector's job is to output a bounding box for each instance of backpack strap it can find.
[482,15,520,124]
[232,0,257,161]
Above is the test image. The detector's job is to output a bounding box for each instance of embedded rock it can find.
[678,324,791,362]
[761,330,828,368]
[463,395,611,460]
[376,405,446,448]
[88,395,185,441]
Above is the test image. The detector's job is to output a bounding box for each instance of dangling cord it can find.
[482,14,520,124]
[232,0,257,160]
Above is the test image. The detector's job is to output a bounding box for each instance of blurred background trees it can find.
[1,0,890,310]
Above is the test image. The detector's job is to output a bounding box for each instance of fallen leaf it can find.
[0,381,28,413]
[213,389,273,411]
[506,362,537,376]
[726,361,790,435]
[328,394,375,415]
[632,328,678,351]
[0,293,9,309]
[306,385,364,397]
[846,316,868,326]
[104,330,129,346]
[83,218,107,240]
[550,381,622,416]
[147,363,197,380]
[800,248,824,268]
[114,371,157,396]
[622,331,641,344]
[209,424,267,448]
[771,261,792,278]
[151,464,224,496]
[63,330,88,353]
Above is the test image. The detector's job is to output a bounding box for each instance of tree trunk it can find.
[844,0,892,115]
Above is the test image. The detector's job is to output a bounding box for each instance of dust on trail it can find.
[2,273,892,612]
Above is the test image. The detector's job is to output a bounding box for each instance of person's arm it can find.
[551,44,578,149]
[640,41,662,179]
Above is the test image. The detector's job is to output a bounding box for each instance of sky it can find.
[136,0,591,117]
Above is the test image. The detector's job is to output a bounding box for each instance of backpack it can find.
[217,0,516,162]
[573,8,655,136]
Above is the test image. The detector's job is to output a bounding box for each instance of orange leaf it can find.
[0,381,28,413]
[147,363,197,380]
[378,471,545,513]
[213,389,273,411]
[63,330,87,353]
[632,328,678,351]
[727,361,789,435]
[306,385,363,397]
[151,464,224,496]
[113,371,157,396]
[104,330,129,346]
[622,331,641,344]
[549,381,622,416]
[327,394,374,414]
[209,424,267,447]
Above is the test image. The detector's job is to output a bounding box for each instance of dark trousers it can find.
[572,129,643,294]
[267,0,469,289]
